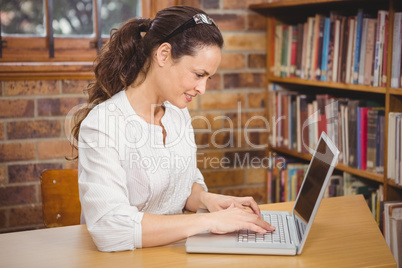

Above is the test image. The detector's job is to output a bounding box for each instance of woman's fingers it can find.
[229,206,275,233]
[236,196,262,217]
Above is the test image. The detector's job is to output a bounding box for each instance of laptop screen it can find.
[293,136,335,223]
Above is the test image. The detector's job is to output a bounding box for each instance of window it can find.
[0,0,147,77]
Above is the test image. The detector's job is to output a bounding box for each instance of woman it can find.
[72,5,274,252]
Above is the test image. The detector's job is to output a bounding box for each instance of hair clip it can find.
[161,13,217,43]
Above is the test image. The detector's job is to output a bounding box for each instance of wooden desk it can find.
[0,195,396,268]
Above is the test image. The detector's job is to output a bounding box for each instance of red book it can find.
[316,94,333,137]
[290,26,298,77]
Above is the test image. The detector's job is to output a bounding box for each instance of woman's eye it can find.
[195,73,203,78]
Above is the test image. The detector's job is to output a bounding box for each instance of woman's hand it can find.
[205,203,275,235]
[200,191,262,217]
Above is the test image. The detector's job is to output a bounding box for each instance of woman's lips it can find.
[185,93,193,102]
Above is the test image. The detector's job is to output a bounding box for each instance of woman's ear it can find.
[156,42,172,67]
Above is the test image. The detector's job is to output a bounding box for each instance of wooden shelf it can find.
[387,179,402,190]
[271,146,384,183]
[389,88,402,95]
[250,0,387,18]
[270,146,312,161]
[0,62,94,80]
[268,76,387,94]
[251,0,373,9]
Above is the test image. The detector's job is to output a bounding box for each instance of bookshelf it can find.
[250,0,402,202]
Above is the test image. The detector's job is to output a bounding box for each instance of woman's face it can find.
[161,45,221,109]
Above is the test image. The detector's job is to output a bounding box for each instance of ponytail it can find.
[70,18,152,158]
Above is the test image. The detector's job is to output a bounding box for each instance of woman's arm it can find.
[185,183,263,217]
[136,182,276,248]
[141,204,274,248]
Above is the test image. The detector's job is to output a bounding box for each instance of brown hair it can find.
[70,6,223,157]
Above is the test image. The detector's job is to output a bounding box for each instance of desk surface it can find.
[0,195,396,268]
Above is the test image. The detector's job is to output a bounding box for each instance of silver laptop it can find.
[186,132,339,255]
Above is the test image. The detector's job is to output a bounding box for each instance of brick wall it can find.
[0,80,88,232]
[0,0,268,233]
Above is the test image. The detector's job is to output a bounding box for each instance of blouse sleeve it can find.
[78,109,143,252]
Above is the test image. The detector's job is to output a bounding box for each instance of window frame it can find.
[0,0,155,79]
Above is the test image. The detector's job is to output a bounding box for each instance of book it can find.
[287,26,293,77]
[316,94,333,138]
[267,86,278,146]
[331,18,341,82]
[339,16,349,83]
[396,115,402,185]
[391,13,402,88]
[390,206,402,267]
[290,25,298,77]
[274,24,283,77]
[340,100,350,165]
[298,94,311,154]
[324,175,344,198]
[358,107,372,170]
[388,112,397,180]
[358,18,369,84]
[348,100,361,168]
[269,17,276,76]
[295,23,304,78]
[381,15,389,87]
[315,15,326,80]
[301,22,309,79]
[373,10,388,87]
[350,18,357,84]
[291,95,298,150]
[353,9,364,84]
[305,17,315,80]
[376,110,385,174]
[384,202,402,267]
[345,16,355,84]
[363,19,377,86]
[366,109,383,172]
[311,14,323,80]
[281,25,289,77]
[321,17,331,81]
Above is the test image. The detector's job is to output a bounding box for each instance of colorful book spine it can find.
[290,26,298,77]
[315,15,325,80]
[353,9,364,84]
[321,17,331,81]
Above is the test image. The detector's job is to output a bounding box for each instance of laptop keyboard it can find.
[237,214,287,243]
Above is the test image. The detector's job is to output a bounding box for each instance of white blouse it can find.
[78,90,207,252]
